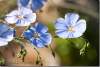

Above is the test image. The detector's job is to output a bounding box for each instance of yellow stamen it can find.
[17,15,24,19]
[68,26,75,32]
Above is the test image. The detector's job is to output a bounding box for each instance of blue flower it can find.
[55,13,86,38]
[18,0,47,12]
[23,22,52,48]
[5,7,36,26]
[0,23,15,46]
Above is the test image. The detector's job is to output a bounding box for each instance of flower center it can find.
[33,32,40,39]
[17,15,24,19]
[68,26,75,32]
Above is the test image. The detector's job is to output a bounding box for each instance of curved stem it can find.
[47,45,55,58]
[33,47,43,66]
[13,38,27,62]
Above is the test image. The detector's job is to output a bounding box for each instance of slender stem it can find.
[25,39,43,66]
[48,45,55,58]
[33,47,43,66]
[13,38,27,62]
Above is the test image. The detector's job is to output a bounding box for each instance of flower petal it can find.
[0,23,10,35]
[6,10,18,17]
[16,19,31,26]
[72,32,82,38]
[30,38,44,48]
[0,29,14,41]
[19,0,29,7]
[5,10,18,24]
[31,0,43,12]
[24,30,33,40]
[35,23,48,34]
[25,13,36,23]
[55,18,67,30]
[0,38,8,46]
[19,7,33,16]
[56,30,70,39]
[5,34,14,41]
[40,33,52,46]
[65,13,79,26]
[5,16,17,24]
[35,39,45,48]
[74,19,86,33]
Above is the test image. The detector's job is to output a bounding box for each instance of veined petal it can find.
[25,13,36,23]
[40,33,52,45]
[19,0,29,7]
[19,7,33,16]
[72,31,82,38]
[16,19,31,26]
[29,26,36,33]
[5,34,14,41]
[55,18,67,30]
[5,16,17,24]
[65,13,79,26]
[74,19,86,33]
[0,23,10,35]
[56,30,70,39]
[23,30,33,40]
[35,39,45,48]
[30,37,44,48]
[31,0,43,12]
[35,23,48,34]
[1,29,13,38]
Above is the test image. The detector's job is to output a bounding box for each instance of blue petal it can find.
[31,0,46,12]
[72,32,82,38]
[0,24,10,35]
[35,39,45,48]
[55,18,67,30]
[30,38,45,48]
[29,26,36,33]
[0,30,13,38]
[67,32,74,38]
[23,30,33,40]
[65,13,79,26]
[40,33,52,46]
[35,23,48,34]
[56,30,70,39]
[74,19,86,33]
[19,0,29,7]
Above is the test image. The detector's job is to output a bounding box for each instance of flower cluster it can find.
[0,0,52,48]
[0,0,88,65]
[0,0,86,48]
[0,0,86,59]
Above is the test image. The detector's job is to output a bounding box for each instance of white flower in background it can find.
[5,7,36,26]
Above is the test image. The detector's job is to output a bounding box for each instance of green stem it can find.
[45,45,55,58]
[33,47,43,66]
[14,38,27,62]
